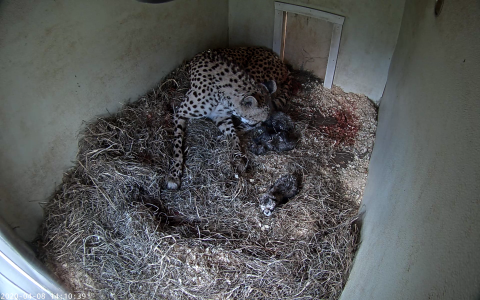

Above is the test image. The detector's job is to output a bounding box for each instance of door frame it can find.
[273,2,345,88]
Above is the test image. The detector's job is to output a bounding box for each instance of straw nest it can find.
[40,59,377,299]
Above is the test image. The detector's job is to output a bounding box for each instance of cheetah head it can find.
[233,80,277,125]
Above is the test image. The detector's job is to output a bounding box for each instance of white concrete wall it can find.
[0,0,228,241]
[228,0,405,102]
[340,0,480,298]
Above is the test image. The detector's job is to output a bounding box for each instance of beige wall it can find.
[0,0,228,241]
[3,2,480,297]
[228,0,405,102]
[340,0,480,298]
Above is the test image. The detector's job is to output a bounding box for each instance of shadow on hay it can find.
[39,64,364,300]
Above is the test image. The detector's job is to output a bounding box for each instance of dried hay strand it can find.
[39,61,377,299]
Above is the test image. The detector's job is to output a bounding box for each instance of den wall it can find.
[228,0,405,102]
[340,0,480,298]
[0,0,229,241]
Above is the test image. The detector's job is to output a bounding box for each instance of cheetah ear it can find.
[241,96,258,108]
[261,80,277,94]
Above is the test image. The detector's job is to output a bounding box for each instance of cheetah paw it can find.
[166,176,180,190]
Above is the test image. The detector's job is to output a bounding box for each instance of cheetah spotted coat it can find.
[167,47,291,189]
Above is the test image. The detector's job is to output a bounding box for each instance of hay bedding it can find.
[40,61,377,299]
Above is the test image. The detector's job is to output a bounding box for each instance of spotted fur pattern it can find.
[214,47,291,110]
[166,47,290,189]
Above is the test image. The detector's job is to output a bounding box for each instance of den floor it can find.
[40,62,377,299]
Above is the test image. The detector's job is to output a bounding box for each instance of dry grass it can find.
[40,60,377,299]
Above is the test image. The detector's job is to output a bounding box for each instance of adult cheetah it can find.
[166,47,291,189]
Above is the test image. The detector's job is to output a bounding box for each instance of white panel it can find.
[275,2,344,25]
[0,272,29,295]
[273,9,284,55]
[324,23,343,88]
[0,218,65,298]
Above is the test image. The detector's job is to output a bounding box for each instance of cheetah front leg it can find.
[167,115,187,190]
[213,115,248,174]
